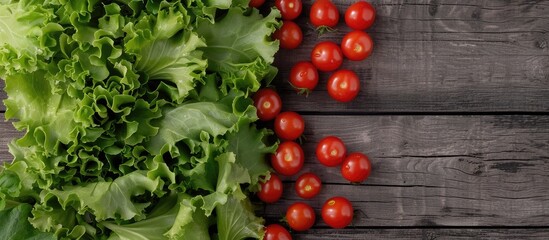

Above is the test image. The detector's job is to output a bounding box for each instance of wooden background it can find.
[1,0,549,239]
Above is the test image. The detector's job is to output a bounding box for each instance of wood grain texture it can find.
[0,119,17,163]
[273,0,549,113]
[292,228,549,240]
[258,115,549,226]
[2,114,548,227]
[0,82,4,108]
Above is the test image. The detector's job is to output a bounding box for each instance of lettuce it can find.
[197,7,280,91]
[0,0,280,239]
[217,196,265,240]
[124,2,207,102]
[0,204,56,240]
[0,0,62,76]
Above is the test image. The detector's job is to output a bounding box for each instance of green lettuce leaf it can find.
[41,171,161,221]
[146,101,239,155]
[197,152,250,216]
[0,204,56,240]
[124,1,207,102]
[163,195,210,240]
[216,195,264,240]
[227,121,276,188]
[103,193,210,240]
[196,8,280,91]
[0,1,62,77]
[4,71,79,153]
[29,204,88,240]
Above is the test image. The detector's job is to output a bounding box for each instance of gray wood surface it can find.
[0,119,17,163]
[293,228,549,240]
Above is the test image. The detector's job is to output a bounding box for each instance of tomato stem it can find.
[287,81,312,96]
[316,25,337,37]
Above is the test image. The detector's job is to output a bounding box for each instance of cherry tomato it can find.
[295,172,322,199]
[253,88,282,121]
[310,0,340,28]
[286,202,316,231]
[271,141,304,176]
[276,0,303,20]
[311,41,343,72]
[249,0,266,8]
[341,30,373,61]
[316,136,346,167]
[321,196,353,229]
[327,69,360,102]
[341,152,372,183]
[264,224,292,240]
[257,173,283,203]
[289,61,319,93]
[274,111,304,141]
[273,21,303,50]
[345,1,376,30]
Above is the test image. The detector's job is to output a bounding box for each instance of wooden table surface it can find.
[1,0,549,239]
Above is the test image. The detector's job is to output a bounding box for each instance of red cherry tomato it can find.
[271,141,304,176]
[345,1,376,30]
[289,61,319,93]
[253,88,282,121]
[311,41,343,72]
[321,196,354,229]
[257,173,283,203]
[295,172,322,199]
[286,202,316,231]
[249,0,266,8]
[273,21,303,50]
[274,111,305,141]
[264,224,292,240]
[341,152,372,183]
[310,0,340,28]
[316,136,346,167]
[327,69,360,102]
[341,30,373,61]
[276,0,303,20]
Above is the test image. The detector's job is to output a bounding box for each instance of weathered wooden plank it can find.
[0,81,5,110]
[259,115,549,226]
[273,0,549,113]
[0,119,17,163]
[291,228,549,240]
[2,115,548,227]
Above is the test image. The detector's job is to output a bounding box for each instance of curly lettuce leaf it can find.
[146,101,239,155]
[4,71,78,154]
[0,161,39,209]
[28,204,88,240]
[227,121,276,188]
[216,195,264,240]
[124,1,207,102]
[196,7,280,91]
[0,1,62,77]
[41,171,161,221]
[0,204,56,240]
[104,193,210,240]
[197,152,250,216]
[186,0,249,22]
[103,195,180,240]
